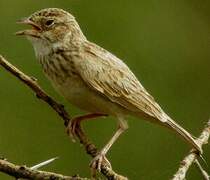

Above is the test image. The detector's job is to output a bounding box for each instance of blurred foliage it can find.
[0,0,209,179]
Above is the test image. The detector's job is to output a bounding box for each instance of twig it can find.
[0,55,70,126]
[195,160,209,180]
[0,54,127,179]
[172,119,210,180]
[0,158,85,180]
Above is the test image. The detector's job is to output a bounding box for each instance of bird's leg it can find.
[90,117,128,171]
[66,113,107,141]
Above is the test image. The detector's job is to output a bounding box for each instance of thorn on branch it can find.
[30,157,59,170]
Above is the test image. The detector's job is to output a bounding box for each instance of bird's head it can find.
[16,8,86,45]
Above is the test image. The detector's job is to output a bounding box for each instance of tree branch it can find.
[0,55,127,180]
[0,55,70,126]
[172,119,210,180]
[195,160,210,180]
[0,158,85,180]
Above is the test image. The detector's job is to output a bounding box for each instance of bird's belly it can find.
[51,76,127,116]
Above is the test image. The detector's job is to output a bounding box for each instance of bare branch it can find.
[172,119,210,180]
[195,160,209,180]
[0,158,85,180]
[0,54,127,179]
[0,55,70,126]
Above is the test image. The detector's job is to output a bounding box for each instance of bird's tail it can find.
[164,116,202,154]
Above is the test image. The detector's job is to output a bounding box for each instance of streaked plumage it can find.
[16,8,202,170]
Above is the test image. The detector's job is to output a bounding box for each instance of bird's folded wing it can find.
[75,42,165,121]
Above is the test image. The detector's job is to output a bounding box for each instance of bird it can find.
[16,8,202,170]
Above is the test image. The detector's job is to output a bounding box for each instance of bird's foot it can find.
[66,113,107,142]
[90,152,112,171]
[66,117,81,142]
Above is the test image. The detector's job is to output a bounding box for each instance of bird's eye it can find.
[45,19,54,26]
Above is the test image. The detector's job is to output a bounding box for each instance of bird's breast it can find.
[38,52,128,116]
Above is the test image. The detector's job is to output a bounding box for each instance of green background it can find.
[0,0,209,179]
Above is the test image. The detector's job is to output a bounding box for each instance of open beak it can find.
[15,18,41,38]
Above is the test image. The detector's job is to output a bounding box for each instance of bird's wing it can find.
[75,42,165,121]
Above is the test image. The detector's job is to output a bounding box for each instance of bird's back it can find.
[72,41,168,122]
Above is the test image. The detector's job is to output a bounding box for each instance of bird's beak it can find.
[15,18,41,38]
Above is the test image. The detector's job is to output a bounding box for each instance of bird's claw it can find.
[66,118,79,142]
[90,153,111,171]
